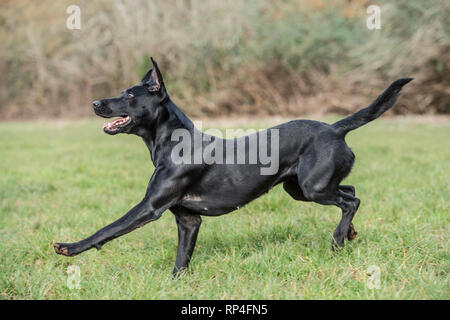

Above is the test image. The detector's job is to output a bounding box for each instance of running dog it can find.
[54,58,412,276]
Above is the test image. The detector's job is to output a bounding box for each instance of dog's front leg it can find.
[53,199,163,256]
[171,207,202,277]
[53,168,179,256]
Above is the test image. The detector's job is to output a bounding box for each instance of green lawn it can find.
[0,117,448,299]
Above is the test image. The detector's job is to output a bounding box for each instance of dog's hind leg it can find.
[338,185,358,240]
[297,156,359,249]
[332,191,360,248]
[339,185,355,197]
[170,206,202,277]
[283,178,310,201]
[302,184,359,249]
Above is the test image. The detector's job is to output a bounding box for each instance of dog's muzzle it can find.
[93,100,113,116]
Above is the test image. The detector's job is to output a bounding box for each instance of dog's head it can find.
[93,57,168,135]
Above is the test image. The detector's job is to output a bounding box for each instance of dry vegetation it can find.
[0,0,448,119]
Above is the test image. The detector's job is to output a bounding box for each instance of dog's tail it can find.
[332,78,413,136]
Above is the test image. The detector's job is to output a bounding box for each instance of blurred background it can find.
[0,1,449,300]
[0,0,448,119]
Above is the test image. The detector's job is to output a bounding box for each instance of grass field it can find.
[0,117,448,299]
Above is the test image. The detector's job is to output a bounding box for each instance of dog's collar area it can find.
[103,116,131,132]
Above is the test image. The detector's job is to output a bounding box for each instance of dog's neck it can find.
[138,98,196,165]
[164,99,195,131]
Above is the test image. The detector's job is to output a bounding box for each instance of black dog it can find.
[54,58,412,276]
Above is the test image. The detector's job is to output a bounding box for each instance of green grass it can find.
[0,117,449,299]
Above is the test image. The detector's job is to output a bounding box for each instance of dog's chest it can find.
[180,193,245,216]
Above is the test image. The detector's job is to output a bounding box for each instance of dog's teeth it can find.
[102,116,130,131]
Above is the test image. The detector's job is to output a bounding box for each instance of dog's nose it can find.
[93,100,101,108]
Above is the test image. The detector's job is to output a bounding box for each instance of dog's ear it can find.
[141,57,164,93]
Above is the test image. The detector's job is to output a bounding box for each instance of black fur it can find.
[54,58,412,276]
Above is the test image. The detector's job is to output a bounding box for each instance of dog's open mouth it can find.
[103,116,132,133]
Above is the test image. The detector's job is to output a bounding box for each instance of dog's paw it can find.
[347,223,358,241]
[53,242,80,257]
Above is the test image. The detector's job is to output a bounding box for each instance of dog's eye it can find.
[126,92,134,99]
